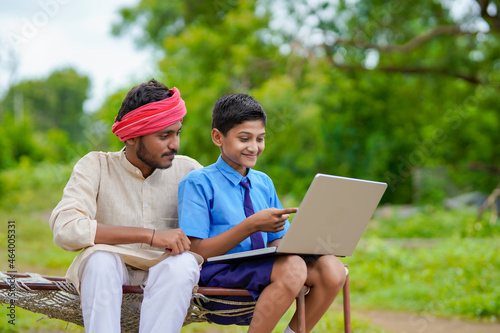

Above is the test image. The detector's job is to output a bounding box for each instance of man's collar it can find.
[119,147,160,179]
[119,147,139,175]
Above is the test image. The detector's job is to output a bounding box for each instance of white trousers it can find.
[79,251,200,333]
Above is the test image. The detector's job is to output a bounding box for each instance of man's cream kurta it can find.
[49,149,202,291]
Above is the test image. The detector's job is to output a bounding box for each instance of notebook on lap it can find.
[207,173,387,263]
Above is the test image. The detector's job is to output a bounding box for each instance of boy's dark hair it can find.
[116,79,172,121]
[212,93,267,136]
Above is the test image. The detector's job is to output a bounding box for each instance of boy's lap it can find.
[200,256,277,299]
[199,256,278,326]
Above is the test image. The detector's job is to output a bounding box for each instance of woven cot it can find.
[0,271,351,333]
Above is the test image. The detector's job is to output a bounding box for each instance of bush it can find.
[0,160,74,212]
[365,205,500,238]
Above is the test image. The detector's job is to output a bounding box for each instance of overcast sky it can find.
[0,0,155,112]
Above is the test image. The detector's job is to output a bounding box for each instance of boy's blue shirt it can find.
[178,155,289,255]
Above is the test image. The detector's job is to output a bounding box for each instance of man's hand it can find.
[95,224,190,255]
[151,228,191,255]
[249,207,298,233]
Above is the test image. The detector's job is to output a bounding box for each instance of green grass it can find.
[181,304,386,333]
[344,205,500,322]
[0,307,84,333]
[364,204,500,238]
[343,238,500,321]
[0,160,73,213]
[0,210,84,332]
[0,211,79,275]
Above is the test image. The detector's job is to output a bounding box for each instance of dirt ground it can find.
[358,310,500,333]
[30,311,500,333]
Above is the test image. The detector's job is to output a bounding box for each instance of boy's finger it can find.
[276,221,285,229]
[282,207,298,214]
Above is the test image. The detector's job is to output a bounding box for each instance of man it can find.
[49,79,202,333]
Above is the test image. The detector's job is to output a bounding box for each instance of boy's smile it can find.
[212,120,266,176]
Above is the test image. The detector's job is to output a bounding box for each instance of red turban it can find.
[112,87,186,142]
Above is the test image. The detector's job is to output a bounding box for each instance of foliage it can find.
[0,68,90,141]
[109,0,500,204]
[0,113,44,171]
[1,1,499,203]
[0,111,86,201]
[0,160,74,212]
[365,204,500,238]
[275,0,499,82]
[0,68,92,185]
[343,237,500,321]
[92,88,133,151]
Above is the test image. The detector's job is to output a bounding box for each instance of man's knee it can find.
[177,252,200,281]
[151,252,200,283]
[80,252,125,320]
[81,251,124,278]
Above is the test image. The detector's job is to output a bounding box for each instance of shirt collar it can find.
[119,147,138,175]
[119,147,161,179]
[215,155,254,187]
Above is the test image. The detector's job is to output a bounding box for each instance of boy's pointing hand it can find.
[251,207,298,233]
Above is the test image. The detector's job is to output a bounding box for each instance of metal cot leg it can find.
[343,267,351,333]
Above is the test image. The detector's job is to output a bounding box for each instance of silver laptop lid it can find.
[277,174,387,257]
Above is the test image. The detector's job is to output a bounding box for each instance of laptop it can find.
[207,173,387,263]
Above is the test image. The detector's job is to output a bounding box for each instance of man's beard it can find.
[136,138,177,170]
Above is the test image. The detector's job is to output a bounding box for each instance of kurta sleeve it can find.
[49,153,100,252]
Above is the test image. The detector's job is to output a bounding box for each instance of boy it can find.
[178,93,346,333]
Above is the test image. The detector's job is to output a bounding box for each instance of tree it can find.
[110,0,500,203]
[112,0,288,165]
[0,68,90,141]
[275,0,500,84]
